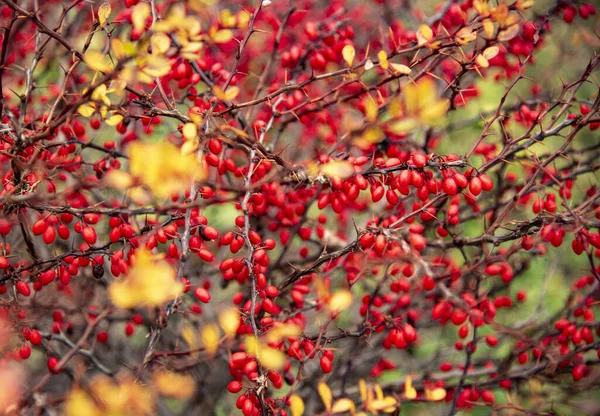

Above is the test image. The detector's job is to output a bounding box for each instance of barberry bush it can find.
[0,0,599,414]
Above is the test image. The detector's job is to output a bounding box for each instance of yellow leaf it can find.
[263,323,302,344]
[84,50,113,73]
[516,0,535,11]
[245,336,287,370]
[378,50,388,70]
[359,379,367,402]
[109,248,183,309]
[342,45,355,67]
[490,4,509,24]
[78,103,96,117]
[424,387,446,401]
[389,63,411,75]
[105,114,123,126]
[364,58,374,71]
[98,3,111,27]
[189,0,217,12]
[364,98,378,122]
[200,324,220,356]
[417,25,433,46]
[153,370,195,399]
[214,86,239,102]
[498,24,520,42]
[474,0,490,16]
[404,376,417,399]
[218,307,240,337]
[211,29,234,43]
[318,382,332,412]
[103,170,134,190]
[132,2,150,32]
[320,161,354,179]
[151,33,171,55]
[332,398,355,414]
[65,375,154,416]
[374,384,384,401]
[181,323,200,352]
[182,123,198,140]
[475,54,489,68]
[455,27,476,45]
[328,290,353,312]
[290,394,305,416]
[181,139,198,155]
[108,79,127,95]
[128,140,205,199]
[141,55,171,78]
[219,9,237,28]
[259,346,286,370]
[388,118,419,134]
[483,46,500,60]
[419,99,450,124]
[370,397,397,411]
[64,389,101,416]
[482,19,495,38]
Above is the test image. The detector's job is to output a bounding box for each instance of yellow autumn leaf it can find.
[189,0,217,12]
[455,27,476,45]
[245,336,287,370]
[78,103,96,117]
[404,376,417,399]
[370,396,397,411]
[387,118,419,135]
[263,323,302,343]
[483,46,500,60]
[482,19,495,38]
[182,123,198,140]
[364,98,378,122]
[151,33,171,55]
[424,387,446,401]
[402,78,449,127]
[320,161,355,179]
[64,375,155,416]
[105,114,123,126]
[342,45,355,67]
[378,50,388,70]
[211,28,234,43]
[474,0,490,16]
[153,370,195,399]
[328,290,353,312]
[318,382,333,412]
[98,3,111,27]
[332,398,356,414]
[128,140,205,199]
[475,54,489,68]
[516,0,535,11]
[214,86,240,101]
[181,322,200,354]
[84,50,113,73]
[417,25,433,46]
[64,389,102,416]
[141,55,171,78]
[490,4,509,24]
[109,248,183,309]
[132,2,150,32]
[498,24,520,42]
[359,379,368,402]
[218,307,240,337]
[389,63,411,75]
[290,394,305,416]
[103,170,134,190]
[200,324,220,356]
